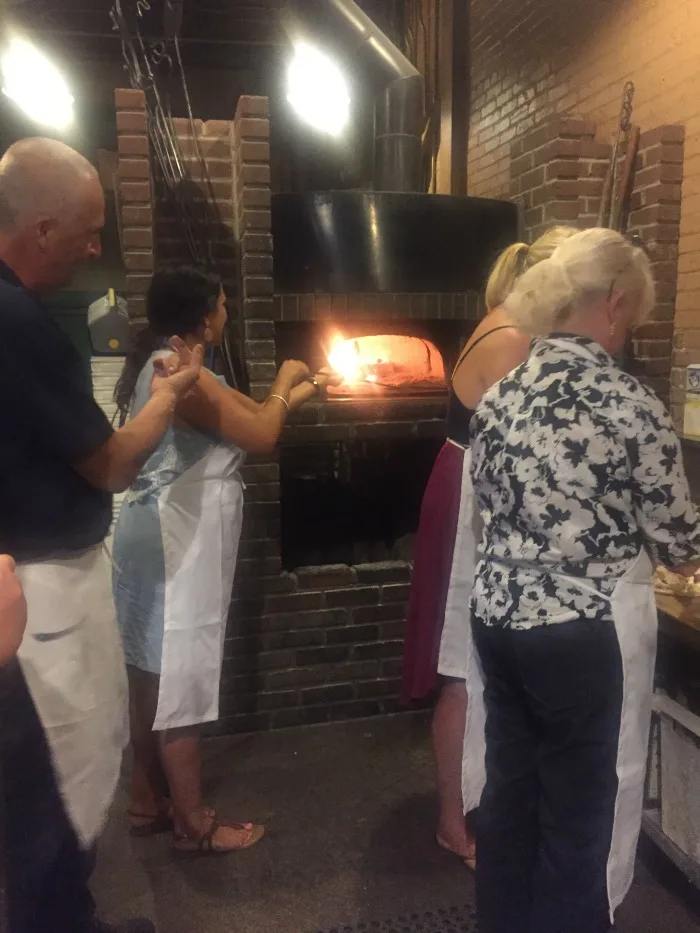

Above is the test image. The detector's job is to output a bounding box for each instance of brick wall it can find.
[510,116,684,401]
[115,88,154,324]
[468,0,700,421]
[154,119,238,301]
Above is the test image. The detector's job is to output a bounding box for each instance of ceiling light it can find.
[1,37,74,130]
[286,41,350,137]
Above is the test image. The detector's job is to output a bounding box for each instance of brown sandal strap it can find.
[199,819,219,853]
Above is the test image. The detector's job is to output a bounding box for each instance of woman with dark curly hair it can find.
[113,266,336,856]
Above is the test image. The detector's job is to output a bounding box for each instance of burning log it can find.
[327,333,446,394]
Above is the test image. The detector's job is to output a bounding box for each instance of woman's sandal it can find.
[436,833,477,871]
[128,809,174,838]
[172,817,265,858]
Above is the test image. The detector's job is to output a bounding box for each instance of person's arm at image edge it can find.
[627,398,700,576]
[0,556,26,666]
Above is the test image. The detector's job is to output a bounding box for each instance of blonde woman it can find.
[402,226,576,867]
[469,228,700,932]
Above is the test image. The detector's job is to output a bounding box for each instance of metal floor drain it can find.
[314,904,477,933]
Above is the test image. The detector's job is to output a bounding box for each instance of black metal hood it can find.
[272,191,519,295]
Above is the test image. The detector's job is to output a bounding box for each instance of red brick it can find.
[629,204,682,227]
[511,152,534,178]
[126,274,151,294]
[235,96,270,120]
[639,125,685,149]
[121,204,152,226]
[579,141,611,160]
[120,181,151,203]
[170,117,203,136]
[630,184,682,211]
[122,228,153,249]
[519,166,544,191]
[637,358,672,376]
[524,206,543,227]
[635,163,684,189]
[115,88,146,110]
[643,143,685,167]
[243,276,274,298]
[238,118,270,140]
[242,254,273,276]
[241,232,273,253]
[118,158,150,180]
[201,120,231,138]
[238,141,270,164]
[243,209,271,231]
[118,134,149,156]
[533,138,581,166]
[634,340,673,358]
[544,200,580,221]
[124,250,153,272]
[238,163,271,186]
[582,160,609,179]
[116,110,147,133]
[635,322,675,341]
[242,187,272,209]
[545,160,581,180]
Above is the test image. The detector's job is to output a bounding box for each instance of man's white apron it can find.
[153,442,244,732]
[16,545,128,847]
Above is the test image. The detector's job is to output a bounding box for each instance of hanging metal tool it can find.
[611,121,641,233]
[597,81,635,228]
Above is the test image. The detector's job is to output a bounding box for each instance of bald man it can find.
[0,138,201,933]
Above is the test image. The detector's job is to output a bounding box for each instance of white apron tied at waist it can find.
[463,548,657,918]
[16,545,128,848]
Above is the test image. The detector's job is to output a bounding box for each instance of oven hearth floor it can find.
[94,714,700,933]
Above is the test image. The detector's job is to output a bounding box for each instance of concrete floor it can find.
[93,713,700,933]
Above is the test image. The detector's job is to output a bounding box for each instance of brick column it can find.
[232,95,274,403]
[115,89,154,324]
[626,127,685,416]
[509,117,609,241]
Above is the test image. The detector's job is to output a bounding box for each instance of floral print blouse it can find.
[470,334,700,629]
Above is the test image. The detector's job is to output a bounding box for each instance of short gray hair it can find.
[0,137,98,229]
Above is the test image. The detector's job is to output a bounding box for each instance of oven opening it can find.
[280,437,443,570]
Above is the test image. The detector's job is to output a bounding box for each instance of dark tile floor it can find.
[93,713,700,933]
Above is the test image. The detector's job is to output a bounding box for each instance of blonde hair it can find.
[485,225,577,311]
[504,227,655,335]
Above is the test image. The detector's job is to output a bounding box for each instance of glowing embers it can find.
[327,333,446,395]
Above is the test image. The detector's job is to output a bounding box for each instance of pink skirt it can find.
[402,440,476,703]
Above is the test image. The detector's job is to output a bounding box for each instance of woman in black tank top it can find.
[445,326,517,445]
[402,226,577,868]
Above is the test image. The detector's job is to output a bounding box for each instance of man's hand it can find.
[151,337,204,404]
[0,555,27,665]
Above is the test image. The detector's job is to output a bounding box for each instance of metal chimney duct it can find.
[284,0,425,192]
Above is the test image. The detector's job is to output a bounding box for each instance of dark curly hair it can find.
[114,265,221,424]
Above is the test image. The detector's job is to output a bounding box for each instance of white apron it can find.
[16,545,128,848]
[153,442,244,731]
[463,547,657,918]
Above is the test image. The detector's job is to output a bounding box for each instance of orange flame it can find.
[326,333,445,391]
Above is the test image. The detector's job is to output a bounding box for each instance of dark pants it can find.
[0,661,97,933]
[472,615,624,933]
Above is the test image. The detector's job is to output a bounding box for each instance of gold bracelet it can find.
[268,393,290,410]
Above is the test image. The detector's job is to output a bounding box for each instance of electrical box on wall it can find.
[88,289,129,354]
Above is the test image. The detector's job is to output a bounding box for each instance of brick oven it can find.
[115,87,517,734]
